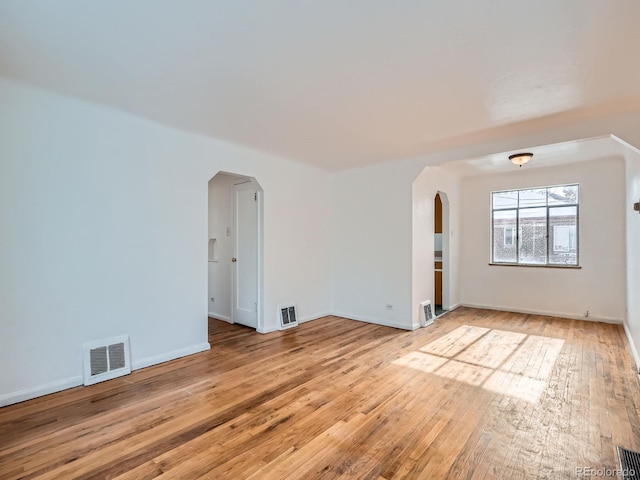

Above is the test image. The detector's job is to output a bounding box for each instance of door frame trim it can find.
[436,190,450,311]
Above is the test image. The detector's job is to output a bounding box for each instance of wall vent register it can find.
[420,300,435,327]
[279,304,298,329]
[83,335,131,386]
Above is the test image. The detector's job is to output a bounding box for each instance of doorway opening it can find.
[434,192,450,317]
[208,172,263,332]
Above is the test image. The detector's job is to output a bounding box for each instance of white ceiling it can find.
[442,135,629,177]
[1,1,640,170]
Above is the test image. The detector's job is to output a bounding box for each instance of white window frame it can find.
[490,184,580,267]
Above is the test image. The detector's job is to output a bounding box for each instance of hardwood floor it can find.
[1,307,640,479]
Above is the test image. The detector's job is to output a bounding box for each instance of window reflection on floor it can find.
[393,325,565,402]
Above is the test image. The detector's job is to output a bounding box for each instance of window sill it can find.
[489,263,581,269]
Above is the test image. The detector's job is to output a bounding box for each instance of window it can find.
[552,225,577,253]
[491,184,579,266]
[504,226,515,246]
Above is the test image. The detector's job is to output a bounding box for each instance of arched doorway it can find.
[208,172,263,331]
[434,192,450,317]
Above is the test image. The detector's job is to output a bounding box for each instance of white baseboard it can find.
[623,322,640,374]
[257,325,277,334]
[132,342,211,370]
[0,342,212,408]
[330,311,413,331]
[0,375,83,408]
[446,303,462,312]
[411,303,461,329]
[256,312,331,334]
[460,303,623,324]
[208,313,231,323]
[210,312,330,333]
[298,312,331,324]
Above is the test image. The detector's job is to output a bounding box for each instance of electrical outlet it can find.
[210,297,215,303]
[385,304,393,310]
[584,309,589,318]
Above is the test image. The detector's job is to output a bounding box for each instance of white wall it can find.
[3,75,638,407]
[624,146,640,371]
[0,78,332,406]
[331,160,426,330]
[459,157,627,322]
[411,166,462,328]
[207,173,239,321]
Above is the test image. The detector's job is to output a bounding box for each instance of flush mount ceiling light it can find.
[509,152,533,167]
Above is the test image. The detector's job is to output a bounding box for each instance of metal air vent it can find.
[279,304,298,329]
[420,300,435,327]
[83,335,131,386]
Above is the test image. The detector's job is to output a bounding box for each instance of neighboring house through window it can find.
[503,226,516,246]
[491,184,579,266]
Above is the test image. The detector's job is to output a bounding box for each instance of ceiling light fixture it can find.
[509,152,533,167]
[509,153,533,167]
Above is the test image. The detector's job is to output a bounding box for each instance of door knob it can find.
[231,257,237,263]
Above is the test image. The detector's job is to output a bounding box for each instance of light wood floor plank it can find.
[1,308,640,479]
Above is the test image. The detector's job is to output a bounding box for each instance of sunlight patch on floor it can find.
[393,325,565,402]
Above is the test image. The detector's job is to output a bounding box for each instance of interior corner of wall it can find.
[623,321,640,374]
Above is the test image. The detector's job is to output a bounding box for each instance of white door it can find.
[232,182,258,328]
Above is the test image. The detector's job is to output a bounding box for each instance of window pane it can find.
[504,226,515,246]
[492,190,518,209]
[518,207,547,264]
[493,210,517,263]
[518,188,547,208]
[548,185,578,205]
[549,206,578,265]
